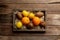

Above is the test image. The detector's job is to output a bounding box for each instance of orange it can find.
[22,10,29,17]
[32,17,41,25]
[15,21,23,28]
[28,12,35,19]
[22,17,30,24]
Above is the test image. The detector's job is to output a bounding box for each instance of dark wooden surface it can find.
[0,3,60,35]
[0,0,51,3]
[0,0,60,40]
[0,36,59,40]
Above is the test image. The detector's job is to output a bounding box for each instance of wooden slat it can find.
[0,3,47,14]
[1,0,60,4]
[16,4,47,10]
[45,25,60,35]
[47,4,60,11]
[0,3,16,9]
[46,12,60,26]
[0,0,49,3]
[0,4,47,9]
[0,4,47,13]
[16,0,49,3]
[0,9,12,14]
[0,0,17,3]
[1,4,60,11]
[0,36,58,40]
[0,25,60,35]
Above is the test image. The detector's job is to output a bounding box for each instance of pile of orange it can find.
[16,10,44,29]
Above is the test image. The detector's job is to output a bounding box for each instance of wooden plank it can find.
[0,9,12,14]
[1,4,60,11]
[16,0,49,3]
[1,0,60,3]
[0,3,16,9]
[0,25,60,36]
[0,0,17,3]
[46,12,60,26]
[0,0,49,3]
[0,4,60,11]
[47,4,60,11]
[16,4,47,10]
[44,25,60,35]
[0,4,47,13]
[0,36,58,40]
[0,3,46,14]
[0,4,47,9]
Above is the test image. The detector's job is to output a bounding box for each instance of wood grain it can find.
[0,2,60,36]
[47,4,60,11]
[1,4,60,11]
[0,0,60,40]
[0,11,60,36]
[0,0,60,3]
[0,36,58,40]
[0,0,49,3]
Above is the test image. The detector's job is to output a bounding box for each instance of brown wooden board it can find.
[12,9,46,33]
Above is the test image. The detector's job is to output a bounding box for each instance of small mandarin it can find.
[15,21,23,28]
[32,17,41,25]
[22,10,29,17]
[22,17,30,24]
[28,12,35,19]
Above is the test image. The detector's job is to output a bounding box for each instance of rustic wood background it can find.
[0,0,60,40]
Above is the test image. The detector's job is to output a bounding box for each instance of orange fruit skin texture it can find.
[28,12,35,19]
[33,17,41,25]
[22,17,30,25]
[22,10,29,17]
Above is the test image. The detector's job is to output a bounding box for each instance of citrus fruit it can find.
[36,12,44,17]
[28,12,35,19]
[22,17,30,24]
[32,17,41,25]
[15,21,23,28]
[22,10,29,17]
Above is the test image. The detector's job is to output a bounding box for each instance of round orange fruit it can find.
[32,17,41,25]
[28,12,35,19]
[22,17,30,25]
[22,10,29,17]
[15,21,23,29]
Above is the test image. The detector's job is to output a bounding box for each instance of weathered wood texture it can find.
[0,0,50,3]
[0,0,60,36]
[0,3,60,36]
[0,0,60,3]
[0,36,58,40]
[0,0,60,40]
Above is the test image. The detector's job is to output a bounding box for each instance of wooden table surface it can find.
[0,4,60,35]
[0,0,60,40]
